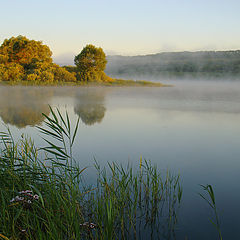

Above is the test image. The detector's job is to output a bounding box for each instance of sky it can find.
[1,0,240,60]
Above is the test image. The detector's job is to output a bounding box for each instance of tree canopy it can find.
[74,44,107,72]
[0,36,76,82]
[74,44,112,82]
[0,36,52,66]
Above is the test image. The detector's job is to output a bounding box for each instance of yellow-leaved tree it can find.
[0,36,76,82]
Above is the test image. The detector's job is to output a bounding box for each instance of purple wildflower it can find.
[80,222,97,229]
[10,190,40,205]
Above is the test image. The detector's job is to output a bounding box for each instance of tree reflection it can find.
[0,87,52,128]
[74,89,106,125]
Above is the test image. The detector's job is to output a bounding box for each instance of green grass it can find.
[106,79,171,87]
[0,107,182,240]
[0,78,169,87]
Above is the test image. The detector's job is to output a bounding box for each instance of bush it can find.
[52,64,76,82]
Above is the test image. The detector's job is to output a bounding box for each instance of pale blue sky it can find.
[1,0,240,58]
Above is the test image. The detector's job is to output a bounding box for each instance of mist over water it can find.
[105,51,240,82]
[0,80,240,239]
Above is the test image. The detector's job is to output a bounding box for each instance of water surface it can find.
[1,81,240,239]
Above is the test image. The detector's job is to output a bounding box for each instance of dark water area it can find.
[0,81,240,239]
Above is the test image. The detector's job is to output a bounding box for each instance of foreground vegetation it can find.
[0,108,182,240]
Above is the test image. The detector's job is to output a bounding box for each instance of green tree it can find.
[74,44,110,82]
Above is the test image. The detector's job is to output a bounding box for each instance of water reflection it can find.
[0,87,52,128]
[0,86,108,128]
[74,89,106,125]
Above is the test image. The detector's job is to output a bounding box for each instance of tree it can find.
[74,44,109,81]
[0,36,76,82]
[0,35,52,67]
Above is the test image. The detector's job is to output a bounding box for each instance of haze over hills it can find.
[105,50,240,80]
[54,50,240,80]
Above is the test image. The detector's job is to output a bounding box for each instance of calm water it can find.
[1,81,240,239]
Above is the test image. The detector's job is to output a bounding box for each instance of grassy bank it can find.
[0,79,169,87]
[0,108,181,240]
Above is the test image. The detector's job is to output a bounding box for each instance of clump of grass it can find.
[84,159,182,240]
[0,128,85,239]
[0,107,182,239]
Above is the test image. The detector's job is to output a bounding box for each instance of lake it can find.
[0,80,240,239]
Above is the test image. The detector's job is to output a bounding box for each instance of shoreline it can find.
[0,79,172,87]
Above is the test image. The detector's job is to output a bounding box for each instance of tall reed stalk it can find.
[199,184,223,240]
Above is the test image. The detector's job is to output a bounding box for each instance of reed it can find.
[0,107,182,239]
[199,184,222,240]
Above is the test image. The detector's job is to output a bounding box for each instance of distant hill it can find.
[105,50,240,80]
